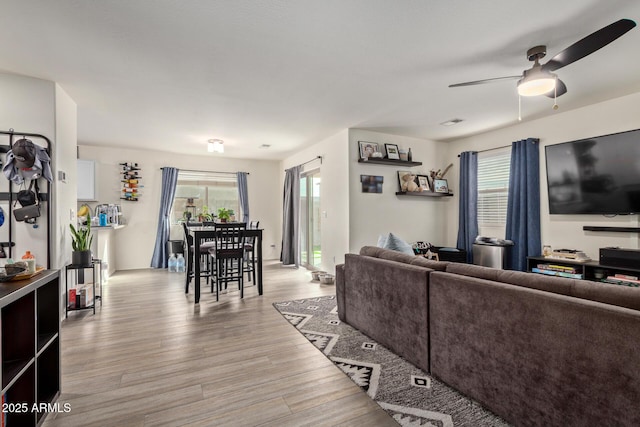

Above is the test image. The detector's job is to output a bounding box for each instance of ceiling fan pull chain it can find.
[518,94,522,121]
[552,76,559,110]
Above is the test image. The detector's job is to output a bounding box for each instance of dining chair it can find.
[209,222,246,300]
[182,222,195,293]
[182,222,213,294]
[244,220,260,284]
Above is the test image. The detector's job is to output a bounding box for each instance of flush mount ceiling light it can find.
[208,139,224,153]
[440,118,464,126]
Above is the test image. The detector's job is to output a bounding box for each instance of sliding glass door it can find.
[300,169,321,268]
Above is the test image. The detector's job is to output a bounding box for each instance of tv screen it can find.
[545,129,640,215]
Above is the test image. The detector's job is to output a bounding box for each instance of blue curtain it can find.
[281,165,301,267]
[456,151,478,263]
[237,172,249,223]
[506,138,541,271]
[150,167,179,268]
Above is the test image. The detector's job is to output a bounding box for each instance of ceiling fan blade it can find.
[543,79,567,98]
[542,19,636,72]
[449,75,521,87]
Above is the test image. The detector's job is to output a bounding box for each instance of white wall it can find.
[444,91,640,260]
[348,129,450,252]
[54,84,78,270]
[281,129,350,272]
[78,145,281,270]
[0,73,77,271]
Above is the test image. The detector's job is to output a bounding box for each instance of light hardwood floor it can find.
[43,261,397,427]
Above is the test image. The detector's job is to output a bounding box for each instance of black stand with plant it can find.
[70,213,93,267]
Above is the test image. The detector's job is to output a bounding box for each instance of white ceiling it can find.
[1,1,640,160]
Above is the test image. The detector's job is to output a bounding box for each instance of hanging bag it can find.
[17,179,37,206]
[14,179,41,223]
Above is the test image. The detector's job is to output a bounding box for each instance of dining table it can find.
[189,225,263,304]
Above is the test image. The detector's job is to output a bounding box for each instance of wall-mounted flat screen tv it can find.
[545,128,640,215]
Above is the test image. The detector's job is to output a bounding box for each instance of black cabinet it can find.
[1,270,60,426]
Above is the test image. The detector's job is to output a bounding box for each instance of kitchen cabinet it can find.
[77,159,97,201]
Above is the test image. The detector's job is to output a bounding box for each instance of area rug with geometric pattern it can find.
[273,295,511,427]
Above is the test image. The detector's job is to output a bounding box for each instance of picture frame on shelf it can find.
[360,175,384,193]
[416,174,431,191]
[433,178,449,193]
[358,141,380,159]
[397,170,413,192]
[385,143,400,160]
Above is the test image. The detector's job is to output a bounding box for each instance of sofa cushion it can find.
[360,245,417,264]
[409,256,449,271]
[447,262,640,311]
[445,262,501,281]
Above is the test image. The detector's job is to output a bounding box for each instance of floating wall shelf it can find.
[358,158,422,167]
[396,191,453,198]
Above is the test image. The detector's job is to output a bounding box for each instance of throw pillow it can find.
[382,233,415,256]
[376,234,389,248]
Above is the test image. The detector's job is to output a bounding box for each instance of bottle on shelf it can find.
[176,253,185,273]
[168,254,177,272]
[407,148,412,162]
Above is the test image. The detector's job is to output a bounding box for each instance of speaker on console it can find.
[599,247,640,269]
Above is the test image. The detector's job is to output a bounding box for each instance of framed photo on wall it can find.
[358,141,380,159]
[360,175,384,193]
[433,178,449,193]
[385,143,400,160]
[416,174,431,191]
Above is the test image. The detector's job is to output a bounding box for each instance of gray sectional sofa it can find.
[335,246,640,427]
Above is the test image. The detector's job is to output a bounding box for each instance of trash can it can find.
[472,238,514,269]
[167,239,184,256]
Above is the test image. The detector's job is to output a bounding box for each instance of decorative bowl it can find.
[0,265,27,282]
[319,274,335,284]
[311,270,327,281]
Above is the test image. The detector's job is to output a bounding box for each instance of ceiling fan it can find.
[449,19,636,99]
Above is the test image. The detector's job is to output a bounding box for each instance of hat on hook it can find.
[12,138,37,168]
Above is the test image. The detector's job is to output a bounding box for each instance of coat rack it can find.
[0,129,52,268]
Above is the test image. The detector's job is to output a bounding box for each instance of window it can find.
[170,171,239,223]
[300,169,321,268]
[477,149,511,226]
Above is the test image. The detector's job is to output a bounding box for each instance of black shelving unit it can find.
[1,270,60,426]
[528,256,640,286]
[65,261,102,317]
[358,158,422,167]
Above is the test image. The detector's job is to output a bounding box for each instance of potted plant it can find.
[217,207,231,223]
[70,213,93,266]
[198,205,213,222]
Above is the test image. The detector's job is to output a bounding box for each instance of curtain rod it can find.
[286,155,323,171]
[458,144,511,157]
[160,167,249,175]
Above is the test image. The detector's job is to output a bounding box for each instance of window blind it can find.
[478,149,511,226]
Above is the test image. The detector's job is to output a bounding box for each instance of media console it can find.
[527,256,640,287]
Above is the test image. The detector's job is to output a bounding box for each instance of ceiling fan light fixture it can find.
[208,139,224,153]
[517,69,557,97]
